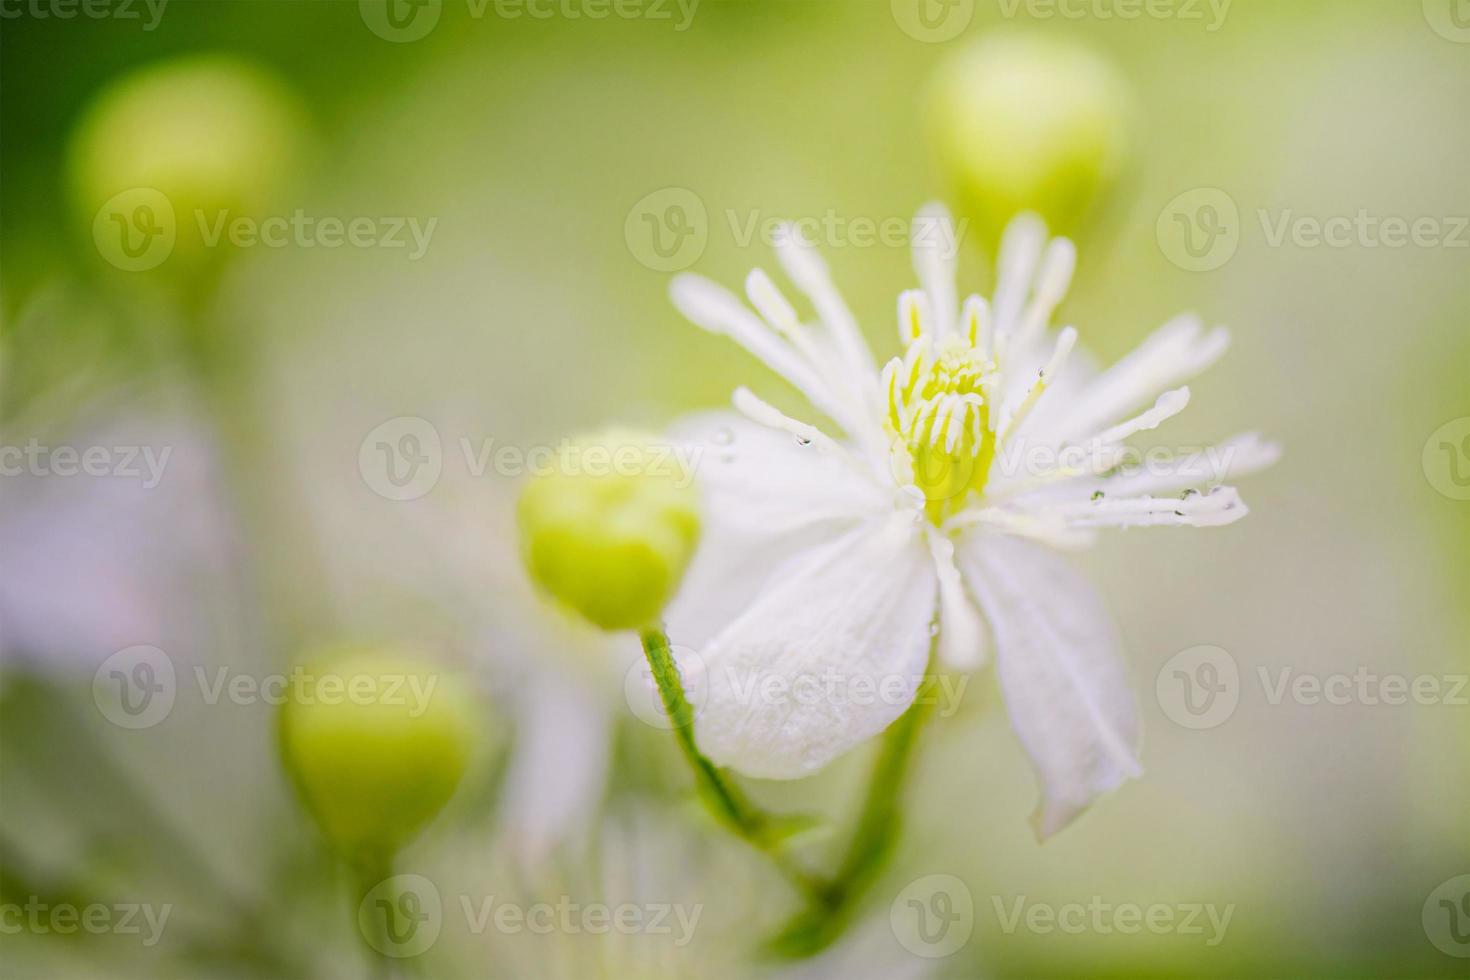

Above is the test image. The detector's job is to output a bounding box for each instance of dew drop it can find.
[713,427,734,446]
[795,436,812,447]
[928,622,941,637]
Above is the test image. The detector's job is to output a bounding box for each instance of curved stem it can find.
[637,628,826,899]
[640,627,941,960]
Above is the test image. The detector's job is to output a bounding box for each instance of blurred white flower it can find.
[666,206,1279,837]
[0,413,233,672]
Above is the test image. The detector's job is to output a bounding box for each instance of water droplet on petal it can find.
[928,622,941,637]
[713,427,734,446]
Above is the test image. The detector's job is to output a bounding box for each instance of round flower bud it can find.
[68,55,308,273]
[927,35,1133,248]
[517,429,700,632]
[278,648,478,860]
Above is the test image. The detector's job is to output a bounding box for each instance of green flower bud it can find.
[928,35,1133,249]
[517,429,700,632]
[278,648,477,860]
[68,55,308,274]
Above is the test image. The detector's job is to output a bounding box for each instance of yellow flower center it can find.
[884,330,999,524]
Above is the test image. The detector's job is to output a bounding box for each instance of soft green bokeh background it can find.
[2,2,1467,978]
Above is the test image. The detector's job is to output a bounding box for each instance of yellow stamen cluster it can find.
[881,295,999,522]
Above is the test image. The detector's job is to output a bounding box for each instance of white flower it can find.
[665,206,1279,837]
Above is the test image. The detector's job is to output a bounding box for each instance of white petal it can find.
[773,222,877,381]
[1049,485,1250,529]
[912,202,958,337]
[927,532,988,670]
[992,213,1047,339]
[1085,432,1282,499]
[958,535,1141,838]
[498,667,612,867]
[672,412,887,539]
[692,516,938,779]
[665,413,888,648]
[1041,315,1230,446]
[669,273,857,434]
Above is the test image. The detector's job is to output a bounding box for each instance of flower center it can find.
[883,333,999,523]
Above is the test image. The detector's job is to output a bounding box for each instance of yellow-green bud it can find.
[278,648,477,860]
[928,35,1133,249]
[517,429,700,632]
[68,55,308,274]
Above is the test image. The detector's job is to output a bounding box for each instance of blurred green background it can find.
[2,1,1468,978]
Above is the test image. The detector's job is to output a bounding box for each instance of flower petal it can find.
[691,516,938,779]
[927,532,988,670]
[498,666,612,867]
[958,534,1141,838]
[665,413,889,648]
[1037,315,1230,446]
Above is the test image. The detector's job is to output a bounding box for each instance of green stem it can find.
[350,856,402,980]
[638,628,825,899]
[767,646,939,958]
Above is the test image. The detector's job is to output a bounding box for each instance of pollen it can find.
[881,292,999,521]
